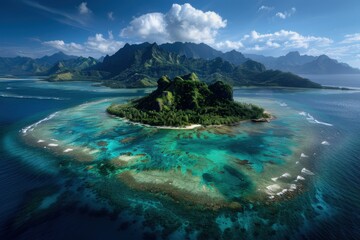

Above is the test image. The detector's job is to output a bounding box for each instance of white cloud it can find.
[43,32,124,57]
[342,33,360,44]
[24,0,91,30]
[275,7,296,19]
[78,2,91,15]
[214,40,244,51]
[121,13,168,42]
[108,11,115,21]
[275,12,286,19]
[120,3,227,44]
[244,30,332,50]
[258,5,274,11]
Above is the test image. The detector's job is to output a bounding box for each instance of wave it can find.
[266,184,281,194]
[276,189,288,196]
[321,141,330,145]
[0,92,68,100]
[300,112,333,126]
[301,168,315,175]
[289,184,297,191]
[21,112,58,134]
[296,175,305,181]
[279,102,288,107]
[271,173,291,182]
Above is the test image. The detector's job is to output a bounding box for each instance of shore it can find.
[112,112,274,130]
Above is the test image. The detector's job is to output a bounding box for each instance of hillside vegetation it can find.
[107,73,268,127]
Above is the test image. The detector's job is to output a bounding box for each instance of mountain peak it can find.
[286,51,301,57]
[317,54,331,60]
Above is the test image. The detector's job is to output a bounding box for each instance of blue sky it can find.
[1,0,360,67]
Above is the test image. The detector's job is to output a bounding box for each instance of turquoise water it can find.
[1,78,359,239]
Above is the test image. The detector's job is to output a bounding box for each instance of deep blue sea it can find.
[0,75,359,239]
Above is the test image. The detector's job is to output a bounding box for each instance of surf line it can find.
[21,112,59,134]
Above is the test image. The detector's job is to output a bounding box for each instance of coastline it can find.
[108,111,274,130]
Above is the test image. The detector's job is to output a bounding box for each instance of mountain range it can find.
[90,42,320,88]
[2,42,357,88]
[0,52,92,76]
[245,51,360,74]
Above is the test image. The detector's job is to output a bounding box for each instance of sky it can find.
[0,0,360,67]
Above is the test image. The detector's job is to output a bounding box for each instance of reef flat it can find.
[18,95,321,239]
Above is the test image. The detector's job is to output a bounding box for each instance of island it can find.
[107,73,270,127]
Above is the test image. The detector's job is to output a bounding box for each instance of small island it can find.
[107,73,269,127]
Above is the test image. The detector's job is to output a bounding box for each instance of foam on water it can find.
[21,112,58,134]
[0,92,68,100]
[300,112,334,126]
[296,175,305,181]
[301,168,315,175]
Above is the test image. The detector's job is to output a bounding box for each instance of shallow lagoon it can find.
[1,79,360,239]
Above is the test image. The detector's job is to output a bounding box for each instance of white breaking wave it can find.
[48,143,58,147]
[271,173,291,182]
[321,141,330,145]
[64,148,73,153]
[289,184,297,191]
[0,92,68,100]
[301,153,308,158]
[266,184,281,193]
[276,189,288,196]
[296,175,305,181]
[279,102,288,107]
[21,112,58,134]
[301,168,315,175]
[271,177,278,182]
[280,173,291,178]
[301,112,333,126]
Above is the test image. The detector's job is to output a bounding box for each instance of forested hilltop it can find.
[107,73,269,127]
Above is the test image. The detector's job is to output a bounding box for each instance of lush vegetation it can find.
[107,73,267,127]
[95,43,321,88]
[0,43,323,89]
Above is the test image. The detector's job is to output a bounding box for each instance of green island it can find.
[107,73,269,127]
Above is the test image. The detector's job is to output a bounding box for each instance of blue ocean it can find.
[0,75,359,239]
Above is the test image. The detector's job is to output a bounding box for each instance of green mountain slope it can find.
[91,43,320,88]
[107,73,267,127]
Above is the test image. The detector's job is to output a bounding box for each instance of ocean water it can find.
[0,78,359,239]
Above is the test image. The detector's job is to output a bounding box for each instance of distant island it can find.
[107,73,269,127]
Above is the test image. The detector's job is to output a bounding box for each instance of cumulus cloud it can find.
[120,3,227,44]
[213,30,333,57]
[78,2,91,15]
[275,7,296,19]
[214,40,244,51]
[108,11,115,21]
[43,40,84,53]
[43,32,124,57]
[244,30,332,50]
[258,5,274,11]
